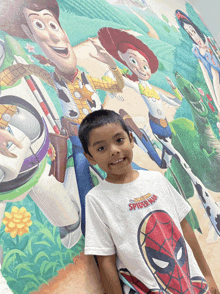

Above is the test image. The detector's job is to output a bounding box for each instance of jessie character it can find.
[98,28,220,239]
[98,27,183,167]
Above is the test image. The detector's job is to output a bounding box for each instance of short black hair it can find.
[79,109,130,156]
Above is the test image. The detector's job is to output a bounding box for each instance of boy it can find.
[79,109,219,294]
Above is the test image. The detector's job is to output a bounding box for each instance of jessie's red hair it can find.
[118,42,149,64]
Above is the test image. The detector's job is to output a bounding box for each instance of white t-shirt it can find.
[85,170,206,291]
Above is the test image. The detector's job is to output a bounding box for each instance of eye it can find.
[97,146,105,152]
[33,20,45,30]
[143,65,149,70]
[152,258,169,269]
[49,20,59,31]
[116,138,124,143]
[190,84,195,92]
[177,247,182,261]
[129,57,137,65]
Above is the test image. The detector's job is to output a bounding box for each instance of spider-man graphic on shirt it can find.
[119,211,210,294]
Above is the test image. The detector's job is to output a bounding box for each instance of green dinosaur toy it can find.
[169,72,220,193]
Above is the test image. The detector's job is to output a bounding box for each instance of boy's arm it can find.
[96,255,123,294]
[181,218,219,293]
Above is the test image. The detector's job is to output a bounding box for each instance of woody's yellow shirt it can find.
[56,67,124,124]
[0,64,124,127]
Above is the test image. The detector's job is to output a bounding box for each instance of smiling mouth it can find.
[50,46,69,56]
[111,157,126,165]
[137,70,146,77]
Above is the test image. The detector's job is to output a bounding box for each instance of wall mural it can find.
[0,0,219,293]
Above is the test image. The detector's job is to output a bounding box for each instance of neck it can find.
[139,78,149,83]
[106,168,139,184]
[55,67,77,81]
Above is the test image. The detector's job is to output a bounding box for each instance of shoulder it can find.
[138,169,164,182]
[124,77,139,90]
[25,64,55,89]
[85,181,106,201]
[192,44,200,57]
[85,182,110,216]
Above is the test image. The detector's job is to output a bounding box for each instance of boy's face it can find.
[118,49,151,81]
[23,7,77,75]
[85,123,134,182]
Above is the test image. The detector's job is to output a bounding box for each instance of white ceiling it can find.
[188,0,220,45]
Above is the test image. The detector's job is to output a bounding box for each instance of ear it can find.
[129,132,135,148]
[118,50,125,61]
[21,24,36,43]
[84,152,97,166]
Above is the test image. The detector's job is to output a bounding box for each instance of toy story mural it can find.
[0,0,219,293]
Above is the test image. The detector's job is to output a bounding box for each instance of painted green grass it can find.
[0,196,85,294]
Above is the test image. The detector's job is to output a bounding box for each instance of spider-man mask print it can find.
[138,210,210,294]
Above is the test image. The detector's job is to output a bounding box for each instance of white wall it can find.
[188,0,220,45]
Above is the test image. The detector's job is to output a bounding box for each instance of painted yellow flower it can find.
[2,206,32,238]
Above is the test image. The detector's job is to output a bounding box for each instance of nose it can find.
[139,63,146,73]
[49,31,60,43]
[110,144,120,156]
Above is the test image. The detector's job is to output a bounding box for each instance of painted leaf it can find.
[39,228,55,244]
[34,251,50,264]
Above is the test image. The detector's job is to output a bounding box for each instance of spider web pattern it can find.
[138,211,209,294]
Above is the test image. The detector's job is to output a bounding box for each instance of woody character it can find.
[0,0,124,236]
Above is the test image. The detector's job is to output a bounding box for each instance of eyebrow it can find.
[129,52,148,63]
[43,13,53,17]
[92,140,105,147]
[28,13,39,17]
[113,132,123,138]
[28,12,53,18]
[92,132,124,147]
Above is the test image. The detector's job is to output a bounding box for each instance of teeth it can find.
[112,158,124,165]
[137,70,146,76]
[52,46,66,50]
[51,46,68,55]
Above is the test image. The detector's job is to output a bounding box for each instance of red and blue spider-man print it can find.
[134,210,210,294]
[119,210,210,294]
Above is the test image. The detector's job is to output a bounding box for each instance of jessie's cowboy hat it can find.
[98,27,158,73]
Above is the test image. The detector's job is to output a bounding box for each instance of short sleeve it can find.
[84,194,116,256]
[161,174,191,222]
[205,51,220,72]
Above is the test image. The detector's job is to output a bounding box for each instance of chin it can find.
[142,75,150,81]
[60,62,77,73]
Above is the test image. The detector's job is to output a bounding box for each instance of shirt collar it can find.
[55,68,79,83]
[139,79,152,89]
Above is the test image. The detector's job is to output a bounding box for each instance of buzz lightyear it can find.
[0,37,82,250]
